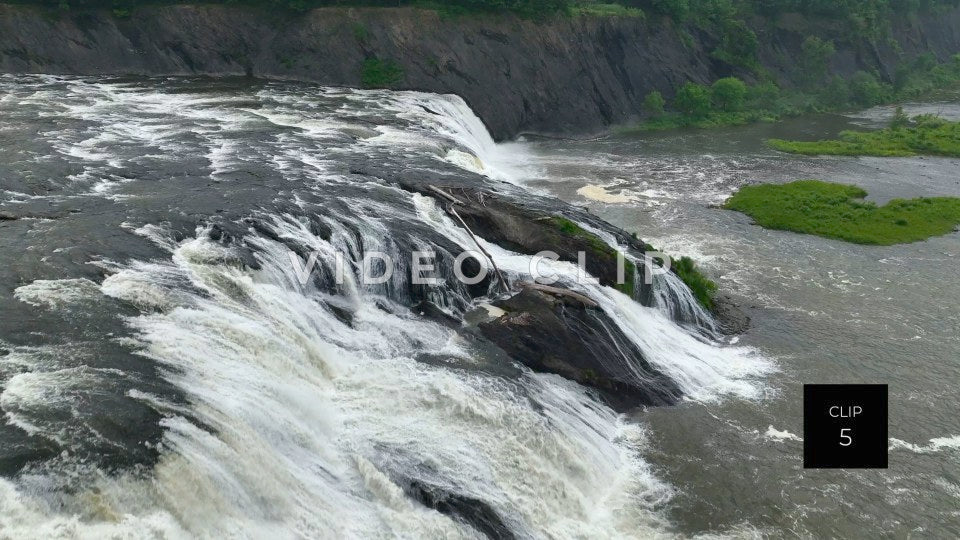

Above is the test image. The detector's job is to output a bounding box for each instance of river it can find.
[493,102,960,537]
[0,75,957,537]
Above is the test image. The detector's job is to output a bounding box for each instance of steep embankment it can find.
[1,4,960,139]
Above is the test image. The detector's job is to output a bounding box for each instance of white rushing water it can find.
[0,76,772,538]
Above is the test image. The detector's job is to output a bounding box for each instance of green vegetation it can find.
[548,217,637,295]
[671,256,717,310]
[550,216,588,236]
[360,57,404,88]
[723,180,960,245]
[673,82,712,117]
[768,114,960,157]
[642,90,666,116]
[34,0,577,17]
[33,0,960,24]
[570,2,644,17]
[351,22,370,42]
[711,19,759,71]
[798,36,835,89]
[639,241,717,309]
[711,77,748,111]
[623,49,960,133]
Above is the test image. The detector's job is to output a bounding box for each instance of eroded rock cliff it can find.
[1,4,959,139]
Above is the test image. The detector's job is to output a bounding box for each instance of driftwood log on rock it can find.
[518,282,598,308]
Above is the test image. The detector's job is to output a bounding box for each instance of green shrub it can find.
[820,76,852,106]
[798,36,836,87]
[351,22,370,42]
[673,82,711,117]
[360,57,404,88]
[746,81,781,110]
[711,77,747,112]
[848,71,890,106]
[650,0,690,20]
[643,90,666,116]
[672,256,717,310]
[713,19,759,68]
[889,106,910,129]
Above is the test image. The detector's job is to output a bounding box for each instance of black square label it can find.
[803,384,888,468]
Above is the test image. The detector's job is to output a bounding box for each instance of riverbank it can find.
[2,3,960,140]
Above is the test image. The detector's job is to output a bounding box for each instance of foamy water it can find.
[0,75,775,538]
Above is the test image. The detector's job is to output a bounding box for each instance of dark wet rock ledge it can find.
[479,286,682,411]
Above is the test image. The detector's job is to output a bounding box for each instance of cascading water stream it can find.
[0,75,772,537]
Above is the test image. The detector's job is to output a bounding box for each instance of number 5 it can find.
[840,428,852,447]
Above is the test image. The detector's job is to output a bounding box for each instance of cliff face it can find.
[2,4,960,140]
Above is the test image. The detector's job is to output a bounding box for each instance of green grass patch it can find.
[767,115,960,157]
[671,255,717,311]
[723,180,960,245]
[641,241,717,310]
[547,217,635,295]
[360,57,404,88]
[548,217,610,252]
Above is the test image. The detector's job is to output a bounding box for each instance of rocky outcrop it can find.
[479,286,682,411]
[2,4,960,140]
[403,479,515,540]
[399,183,649,292]
[711,294,751,335]
[391,182,685,409]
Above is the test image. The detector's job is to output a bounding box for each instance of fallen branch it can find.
[519,282,599,308]
[427,185,465,206]
[447,205,509,293]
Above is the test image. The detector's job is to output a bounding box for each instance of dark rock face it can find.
[711,293,751,335]
[3,5,960,141]
[479,287,682,411]
[403,479,516,540]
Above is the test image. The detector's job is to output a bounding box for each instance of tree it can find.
[673,82,712,117]
[650,0,690,20]
[643,90,666,116]
[849,71,890,106]
[747,81,781,110]
[799,36,836,88]
[821,76,852,106]
[711,77,747,111]
[714,19,759,67]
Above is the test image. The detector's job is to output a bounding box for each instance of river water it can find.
[0,75,957,537]
[495,102,960,537]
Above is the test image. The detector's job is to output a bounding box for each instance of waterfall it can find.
[650,271,721,336]
[0,75,772,538]
[413,196,771,401]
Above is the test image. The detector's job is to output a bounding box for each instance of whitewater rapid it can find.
[0,75,772,538]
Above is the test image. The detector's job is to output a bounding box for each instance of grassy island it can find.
[768,114,960,157]
[723,180,960,245]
